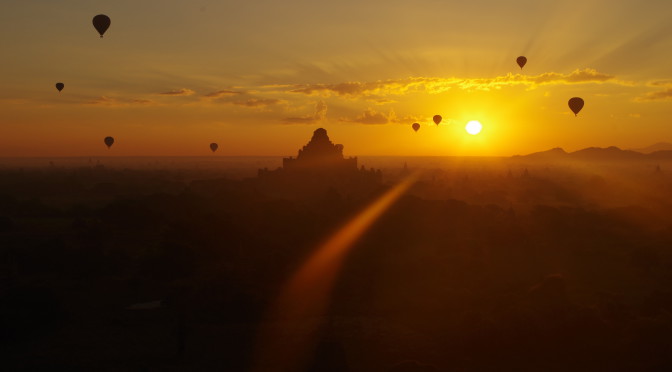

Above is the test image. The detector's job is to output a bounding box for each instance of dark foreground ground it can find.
[1,161,672,371]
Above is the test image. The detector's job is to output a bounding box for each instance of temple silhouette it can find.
[282,128,357,173]
[257,128,382,200]
[189,128,382,200]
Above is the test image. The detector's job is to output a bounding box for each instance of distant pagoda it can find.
[256,128,381,199]
[282,128,358,173]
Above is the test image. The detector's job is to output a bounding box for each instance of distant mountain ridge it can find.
[516,145,672,160]
[518,147,568,160]
[630,142,672,154]
[572,146,645,160]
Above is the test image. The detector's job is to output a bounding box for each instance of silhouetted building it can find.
[282,128,357,173]
[257,128,382,199]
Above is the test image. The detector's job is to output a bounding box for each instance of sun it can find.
[465,120,482,135]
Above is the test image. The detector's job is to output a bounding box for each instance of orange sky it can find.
[2,0,672,157]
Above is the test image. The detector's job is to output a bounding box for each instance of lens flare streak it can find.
[253,172,420,371]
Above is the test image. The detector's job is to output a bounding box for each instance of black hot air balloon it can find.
[210,143,218,153]
[516,56,527,69]
[412,123,420,132]
[433,115,442,125]
[104,136,114,149]
[568,97,584,116]
[55,82,64,92]
[92,14,111,38]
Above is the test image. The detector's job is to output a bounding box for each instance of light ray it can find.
[253,171,420,371]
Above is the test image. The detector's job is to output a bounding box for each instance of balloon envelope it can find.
[92,14,111,37]
[568,97,584,116]
[516,56,527,69]
[412,123,420,132]
[210,143,218,152]
[433,115,442,125]
[55,82,64,92]
[104,136,114,148]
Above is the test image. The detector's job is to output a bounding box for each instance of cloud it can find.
[341,108,393,124]
[130,99,154,105]
[84,96,156,107]
[636,88,672,101]
[285,78,449,97]
[339,108,418,125]
[458,68,620,90]
[232,98,285,107]
[282,101,327,124]
[279,69,626,98]
[650,80,672,87]
[200,89,285,108]
[371,98,397,105]
[635,81,672,102]
[542,69,615,84]
[203,90,244,99]
[159,88,195,96]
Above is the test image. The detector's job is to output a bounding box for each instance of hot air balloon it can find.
[516,56,527,69]
[55,82,64,92]
[92,14,111,38]
[104,136,114,149]
[210,143,218,153]
[412,123,420,132]
[568,97,584,116]
[433,115,442,125]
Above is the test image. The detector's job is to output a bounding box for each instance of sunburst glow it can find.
[466,120,483,135]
